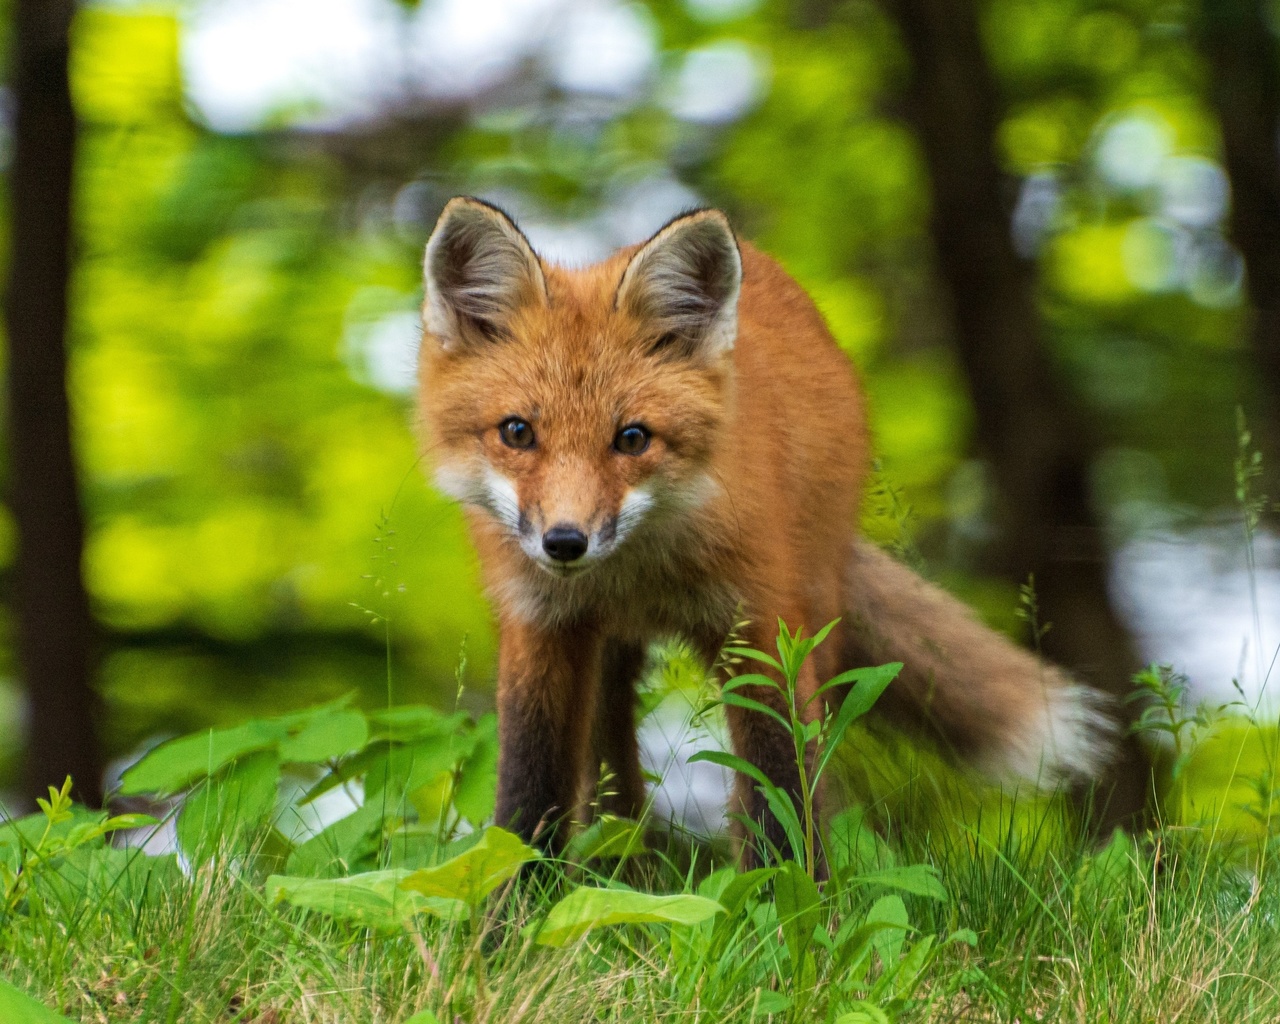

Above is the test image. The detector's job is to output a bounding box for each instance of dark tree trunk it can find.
[881,0,1149,828]
[1196,0,1280,450]
[5,0,102,807]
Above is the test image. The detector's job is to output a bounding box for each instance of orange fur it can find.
[417,198,1113,859]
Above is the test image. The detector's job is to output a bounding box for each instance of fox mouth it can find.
[534,556,595,579]
[545,564,589,578]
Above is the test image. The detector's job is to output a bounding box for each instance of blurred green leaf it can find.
[0,979,74,1024]
[565,816,648,862]
[753,989,791,1014]
[715,867,777,917]
[529,887,724,947]
[399,826,536,908]
[267,869,462,929]
[835,1002,890,1024]
[867,895,909,969]
[121,720,288,796]
[278,709,368,763]
[774,860,821,966]
[452,713,497,824]
[852,864,948,903]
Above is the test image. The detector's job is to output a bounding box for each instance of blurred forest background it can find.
[2,0,1279,816]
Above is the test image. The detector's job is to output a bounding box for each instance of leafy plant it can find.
[0,777,154,916]
[691,618,901,878]
[676,620,962,1020]
[119,695,498,874]
[1127,663,1221,824]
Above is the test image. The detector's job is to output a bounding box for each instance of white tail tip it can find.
[998,683,1118,787]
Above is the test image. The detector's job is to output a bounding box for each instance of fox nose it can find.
[542,525,589,563]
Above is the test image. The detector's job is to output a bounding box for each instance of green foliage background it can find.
[0,0,1263,787]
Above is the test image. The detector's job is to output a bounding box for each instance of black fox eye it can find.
[499,417,535,449]
[614,424,651,456]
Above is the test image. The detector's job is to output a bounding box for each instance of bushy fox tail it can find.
[844,540,1116,785]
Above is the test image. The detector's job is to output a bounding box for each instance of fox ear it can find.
[616,209,742,359]
[424,197,548,351]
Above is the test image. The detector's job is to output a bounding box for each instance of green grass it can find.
[3,792,1280,1022]
[5,629,1280,1023]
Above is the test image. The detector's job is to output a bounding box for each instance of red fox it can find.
[417,196,1114,858]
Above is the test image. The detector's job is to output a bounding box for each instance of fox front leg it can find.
[493,620,602,852]
[592,639,648,820]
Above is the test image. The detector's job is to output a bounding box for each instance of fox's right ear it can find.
[423,197,548,351]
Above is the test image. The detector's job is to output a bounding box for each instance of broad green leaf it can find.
[565,816,648,862]
[831,917,909,975]
[753,989,791,1014]
[884,934,935,1001]
[945,927,978,947]
[399,826,536,907]
[774,860,822,966]
[721,673,783,693]
[716,867,778,917]
[301,744,390,804]
[367,707,469,743]
[267,869,462,929]
[0,809,104,849]
[812,661,902,701]
[722,647,783,671]
[121,720,288,796]
[835,1002,890,1024]
[853,864,948,902]
[717,691,792,731]
[810,618,840,648]
[1078,827,1143,892]
[529,886,724,946]
[120,699,363,796]
[452,715,498,823]
[867,894,908,968]
[402,1012,442,1024]
[687,749,772,790]
[176,750,279,863]
[408,771,455,827]
[368,738,474,801]
[99,813,159,832]
[0,979,75,1023]
[696,865,739,902]
[812,663,901,783]
[279,709,368,763]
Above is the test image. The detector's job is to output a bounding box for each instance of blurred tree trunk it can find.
[5,0,102,807]
[881,0,1149,829]
[1196,0,1280,452]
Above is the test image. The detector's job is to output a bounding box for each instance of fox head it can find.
[418,197,741,578]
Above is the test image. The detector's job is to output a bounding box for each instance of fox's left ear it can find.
[423,197,548,351]
[616,209,742,359]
